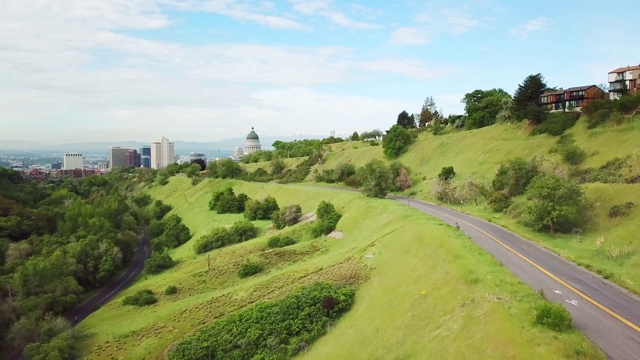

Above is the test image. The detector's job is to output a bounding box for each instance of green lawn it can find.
[79,177,603,359]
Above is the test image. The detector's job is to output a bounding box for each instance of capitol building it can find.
[244,127,262,154]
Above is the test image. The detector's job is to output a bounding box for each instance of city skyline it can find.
[1,1,639,143]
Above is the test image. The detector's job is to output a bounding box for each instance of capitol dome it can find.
[244,127,262,154]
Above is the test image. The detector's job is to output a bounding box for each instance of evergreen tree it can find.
[396,110,416,129]
[513,73,548,121]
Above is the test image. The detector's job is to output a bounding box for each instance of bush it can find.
[122,289,157,307]
[145,252,175,274]
[356,159,393,197]
[150,214,191,252]
[530,111,581,136]
[313,169,336,183]
[534,302,572,332]
[194,221,259,254]
[170,283,355,360]
[244,196,280,221]
[492,158,540,196]
[438,166,456,181]
[586,109,613,129]
[209,188,248,214]
[267,235,297,248]
[238,262,264,278]
[609,202,636,218]
[488,191,513,212]
[164,285,178,295]
[271,204,302,229]
[334,162,356,182]
[382,124,415,158]
[559,143,587,165]
[311,201,342,237]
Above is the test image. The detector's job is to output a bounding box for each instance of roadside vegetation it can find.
[78,178,603,359]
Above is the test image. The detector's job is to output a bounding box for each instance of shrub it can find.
[609,202,636,218]
[559,143,587,165]
[244,196,280,220]
[267,235,296,248]
[122,289,157,307]
[586,109,612,129]
[356,159,393,197]
[334,162,356,182]
[492,158,540,196]
[150,215,191,252]
[438,166,456,181]
[170,283,355,360]
[534,302,572,332]
[194,221,259,254]
[272,204,302,229]
[488,192,512,212]
[313,169,336,183]
[209,188,248,213]
[311,201,342,237]
[164,285,178,295]
[238,262,264,278]
[530,111,580,136]
[145,252,175,274]
[382,124,415,158]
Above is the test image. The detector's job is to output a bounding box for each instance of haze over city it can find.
[1,0,639,144]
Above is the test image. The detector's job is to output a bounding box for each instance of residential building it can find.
[125,149,141,168]
[108,147,129,170]
[244,127,262,154]
[608,65,640,100]
[151,136,175,170]
[63,152,84,170]
[539,85,606,111]
[140,146,151,168]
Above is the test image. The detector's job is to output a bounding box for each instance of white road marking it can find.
[553,290,562,294]
[565,299,579,306]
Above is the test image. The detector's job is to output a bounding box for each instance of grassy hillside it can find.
[309,117,640,293]
[79,177,603,359]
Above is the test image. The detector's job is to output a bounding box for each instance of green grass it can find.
[79,177,603,359]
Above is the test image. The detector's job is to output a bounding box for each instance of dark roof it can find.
[246,127,259,140]
[541,89,564,95]
[565,85,597,92]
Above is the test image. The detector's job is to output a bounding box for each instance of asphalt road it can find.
[388,195,640,360]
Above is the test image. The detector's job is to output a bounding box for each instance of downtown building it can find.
[108,147,129,170]
[151,136,175,170]
[140,146,151,168]
[63,152,84,170]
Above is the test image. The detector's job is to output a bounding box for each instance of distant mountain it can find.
[0,134,328,156]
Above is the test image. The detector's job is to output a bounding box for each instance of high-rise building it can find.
[125,149,141,168]
[151,136,175,170]
[109,147,129,170]
[140,146,151,169]
[63,152,84,170]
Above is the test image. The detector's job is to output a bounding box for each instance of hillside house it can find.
[608,65,640,100]
[539,85,606,111]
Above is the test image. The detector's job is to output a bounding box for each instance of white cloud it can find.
[197,0,307,29]
[289,0,377,29]
[510,17,550,39]
[360,59,450,80]
[415,6,482,36]
[390,27,430,45]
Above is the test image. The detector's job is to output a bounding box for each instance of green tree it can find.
[492,158,540,196]
[513,73,549,121]
[356,159,393,197]
[462,89,512,129]
[524,173,589,233]
[419,96,442,127]
[396,110,416,129]
[350,131,359,141]
[185,163,201,178]
[438,166,456,181]
[382,125,414,158]
[270,158,286,176]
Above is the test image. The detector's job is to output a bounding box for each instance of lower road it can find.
[388,195,640,359]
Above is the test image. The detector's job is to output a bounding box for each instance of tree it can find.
[462,89,512,129]
[492,158,540,196]
[356,159,393,197]
[185,163,201,178]
[270,158,286,176]
[350,131,359,141]
[524,173,590,233]
[396,110,416,129]
[513,73,549,121]
[438,166,456,181]
[382,125,414,158]
[419,96,442,127]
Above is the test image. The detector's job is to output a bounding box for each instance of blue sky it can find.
[1,0,638,144]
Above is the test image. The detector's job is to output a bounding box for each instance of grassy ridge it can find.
[78,177,603,359]
[309,117,640,293]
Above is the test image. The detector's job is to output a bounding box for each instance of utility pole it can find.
[207,254,211,270]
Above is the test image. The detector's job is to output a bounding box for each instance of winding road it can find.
[388,194,640,360]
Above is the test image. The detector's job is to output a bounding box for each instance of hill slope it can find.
[78,177,602,359]
[308,117,640,293]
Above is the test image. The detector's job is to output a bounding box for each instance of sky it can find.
[1,0,639,144]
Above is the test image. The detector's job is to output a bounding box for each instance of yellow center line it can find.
[410,200,640,333]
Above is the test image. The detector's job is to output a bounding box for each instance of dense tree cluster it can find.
[194,220,259,254]
[0,168,154,357]
[208,188,249,214]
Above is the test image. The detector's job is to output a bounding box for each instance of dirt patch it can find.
[299,212,317,222]
[328,231,343,239]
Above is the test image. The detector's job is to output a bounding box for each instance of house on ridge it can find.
[608,65,640,100]
[539,85,606,111]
